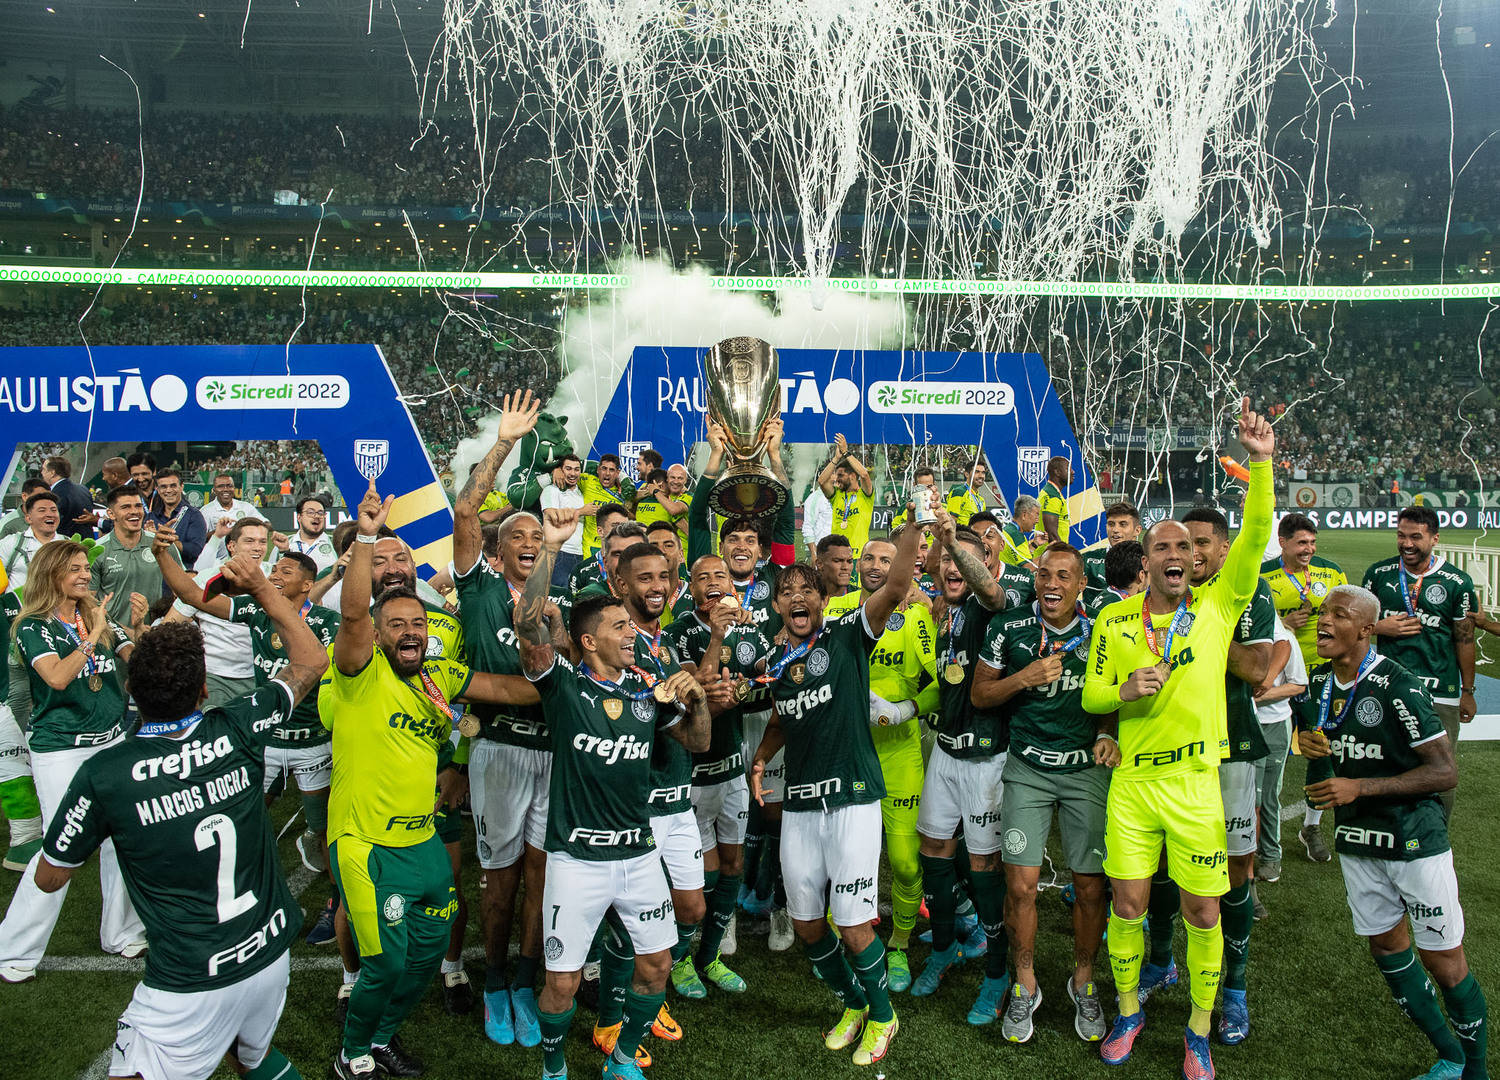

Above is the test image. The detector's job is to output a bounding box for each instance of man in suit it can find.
[39,456,96,539]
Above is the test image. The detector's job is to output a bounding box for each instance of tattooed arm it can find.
[454,390,540,577]
[932,503,1006,611]
[515,509,580,672]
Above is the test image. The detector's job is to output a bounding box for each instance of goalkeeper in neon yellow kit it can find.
[1082,398,1276,1080]
[825,531,938,990]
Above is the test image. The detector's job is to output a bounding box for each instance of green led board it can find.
[2,264,1496,301]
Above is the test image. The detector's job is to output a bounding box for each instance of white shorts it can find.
[782,801,882,926]
[541,850,676,971]
[110,949,290,1080]
[1219,760,1257,858]
[470,740,551,870]
[742,711,785,804]
[261,744,331,794]
[1341,850,1465,952]
[917,744,1006,856]
[649,809,705,892]
[693,777,750,849]
[0,702,29,785]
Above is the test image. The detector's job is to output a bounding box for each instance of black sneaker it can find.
[306,900,337,945]
[370,1036,423,1077]
[331,1052,377,1080]
[1251,883,1268,922]
[443,969,475,1016]
[335,982,354,1026]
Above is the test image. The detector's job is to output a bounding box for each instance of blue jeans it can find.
[552,550,581,589]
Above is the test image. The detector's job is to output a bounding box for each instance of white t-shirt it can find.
[173,566,255,679]
[1256,613,1308,726]
[540,483,586,554]
[0,529,60,591]
[200,498,260,537]
[280,532,338,576]
[802,487,833,549]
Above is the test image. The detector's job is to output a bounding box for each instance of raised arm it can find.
[516,508,580,670]
[152,525,231,619]
[334,479,390,676]
[845,448,874,496]
[454,390,541,576]
[1221,397,1276,608]
[217,551,328,707]
[932,503,1005,612]
[763,419,795,565]
[866,507,922,630]
[817,434,845,498]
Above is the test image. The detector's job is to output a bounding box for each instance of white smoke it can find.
[451,259,907,495]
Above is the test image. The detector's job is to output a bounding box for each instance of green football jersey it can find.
[42,684,301,991]
[633,628,691,815]
[1083,549,1110,591]
[983,605,1096,772]
[454,560,564,750]
[767,610,885,811]
[14,613,129,752]
[933,594,1005,759]
[996,563,1037,609]
[730,563,784,639]
[569,556,607,597]
[1293,655,1449,861]
[1223,577,1274,763]
[228,596,340,748]
[533,654,675,861]
[1363,556,1477,702]
[662,611,771,784]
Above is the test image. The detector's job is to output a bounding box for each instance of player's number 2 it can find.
[195,814,257,923]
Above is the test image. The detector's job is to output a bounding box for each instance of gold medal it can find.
[457,715,481,738]
[734,679,750,702]
[653,682,675,704]
[270,632,283,651]
[944,663,964,684]
[718,594,740,609]
[88,674,103,693]
[720,645,733,666]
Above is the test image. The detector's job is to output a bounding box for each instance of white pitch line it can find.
[44,945,491,976]
[1280,802,1306,821]
[78,1048,111,1080]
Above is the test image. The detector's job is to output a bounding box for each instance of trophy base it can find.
[708,466,789,520]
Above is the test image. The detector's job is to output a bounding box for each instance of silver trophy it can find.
[704,336,790,519]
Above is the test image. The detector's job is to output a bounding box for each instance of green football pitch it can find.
[1,528,1497,1080]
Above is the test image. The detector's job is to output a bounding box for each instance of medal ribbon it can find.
[582,664,656,702]
[1315,648,1380,732]
[630,620,668,682]
[1397,556,1436,617]
[1140,589,1193,666]
[943,603,966,671]
[139,711,204,737]
[1036,602,1091,656]
[58,611,98,676]
[413,668,456,722]
[1279,558,1311,603]
[753,627,821,686]
[838,492,854,529]
[735,577,755,608]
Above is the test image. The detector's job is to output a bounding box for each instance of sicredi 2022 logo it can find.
[196,375,350,410]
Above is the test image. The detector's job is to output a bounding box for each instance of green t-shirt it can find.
[933,594,1005,759]
[1224,577,1274,763]
[767,610,885,811]
[1082,549,1110,590]
[533,654,676,861]
[15,613,129,752]
[983,605,1096,772]
[1293,655,1449,861]
[731,563,784,640]
[635,629,691,815]
[42,684,301,991]
[454,560,565,750]
[1363,556,1477,702]
[996,563,1037,609]
[569,556,606,598]
[662,610,772,784]
[228,596,340,747]
[90,531,181,627]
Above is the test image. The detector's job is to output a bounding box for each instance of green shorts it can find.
[1104,770,1228,897]
[330,832,456,958]
[1000,754,1110,874]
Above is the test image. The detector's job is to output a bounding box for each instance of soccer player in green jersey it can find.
[967,512,1038,609]
[1138,508,1274,1044]
[1082,398,1275,1080]
[665,554,769,994]
[1296,585,1487,1080]
[645,520,692,627]
[515,509,710,1080]
[1363,506,1479,818]
[972,542,1115,1043]
[911,506,1011,1022]
[0,588,40,873]
[1083,502,1142,589]
[323,480,540,1080]
[824,534,939,992]
[749,510,921,1067]
[1038,457,1074,545]
[35,550,328,1080]
[570,505,634,596]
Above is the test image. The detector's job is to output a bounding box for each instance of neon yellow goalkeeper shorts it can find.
[1103,769,1228,898]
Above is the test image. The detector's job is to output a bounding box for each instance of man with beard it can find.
[322,480,541,1080]
[944,460,990,527]
[824,534,938,992]
[748,512,922,1066]
[168,518,270,710]
[665,464,694,542]
[276,495,338,577]
[664,554,770,994]
[817,435,876,563]
[540,454,585,588]
[965,512,1036,609]
[570,507,636,596]
[646,521,691,626]
[1038,457,1075,546]
[579,455,636,558]
[1083,503,1142,590]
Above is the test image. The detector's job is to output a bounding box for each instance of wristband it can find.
[1462,686,1476,694]
[1094,733,1118,745]
[355,533,379,545]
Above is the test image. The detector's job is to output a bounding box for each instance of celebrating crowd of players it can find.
[0,394,1490,1080]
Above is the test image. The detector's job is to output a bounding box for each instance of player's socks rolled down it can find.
[616,989,666,1064]
[512,953,540,994]
[1147,871,1179,967]
[598,928,634,1027]
[697,873,741,968]
[886,832,922,951]
[1107,907,1146,1016]
[919,854,959,951]
[1220,882,1253,992]
[1440,974,1488,1079]
[1183,918,1223,1036]
[0,776,41,821]
[850,938,895,1023]
[1377,948,1466,1065]
[754,817,782,903]
[804,932,868,1011]
[539,1001,576,1075]
[242,1047,302,1080]
[968,869,1008,979]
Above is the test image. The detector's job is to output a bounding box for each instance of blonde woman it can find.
[0,540,146,983]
